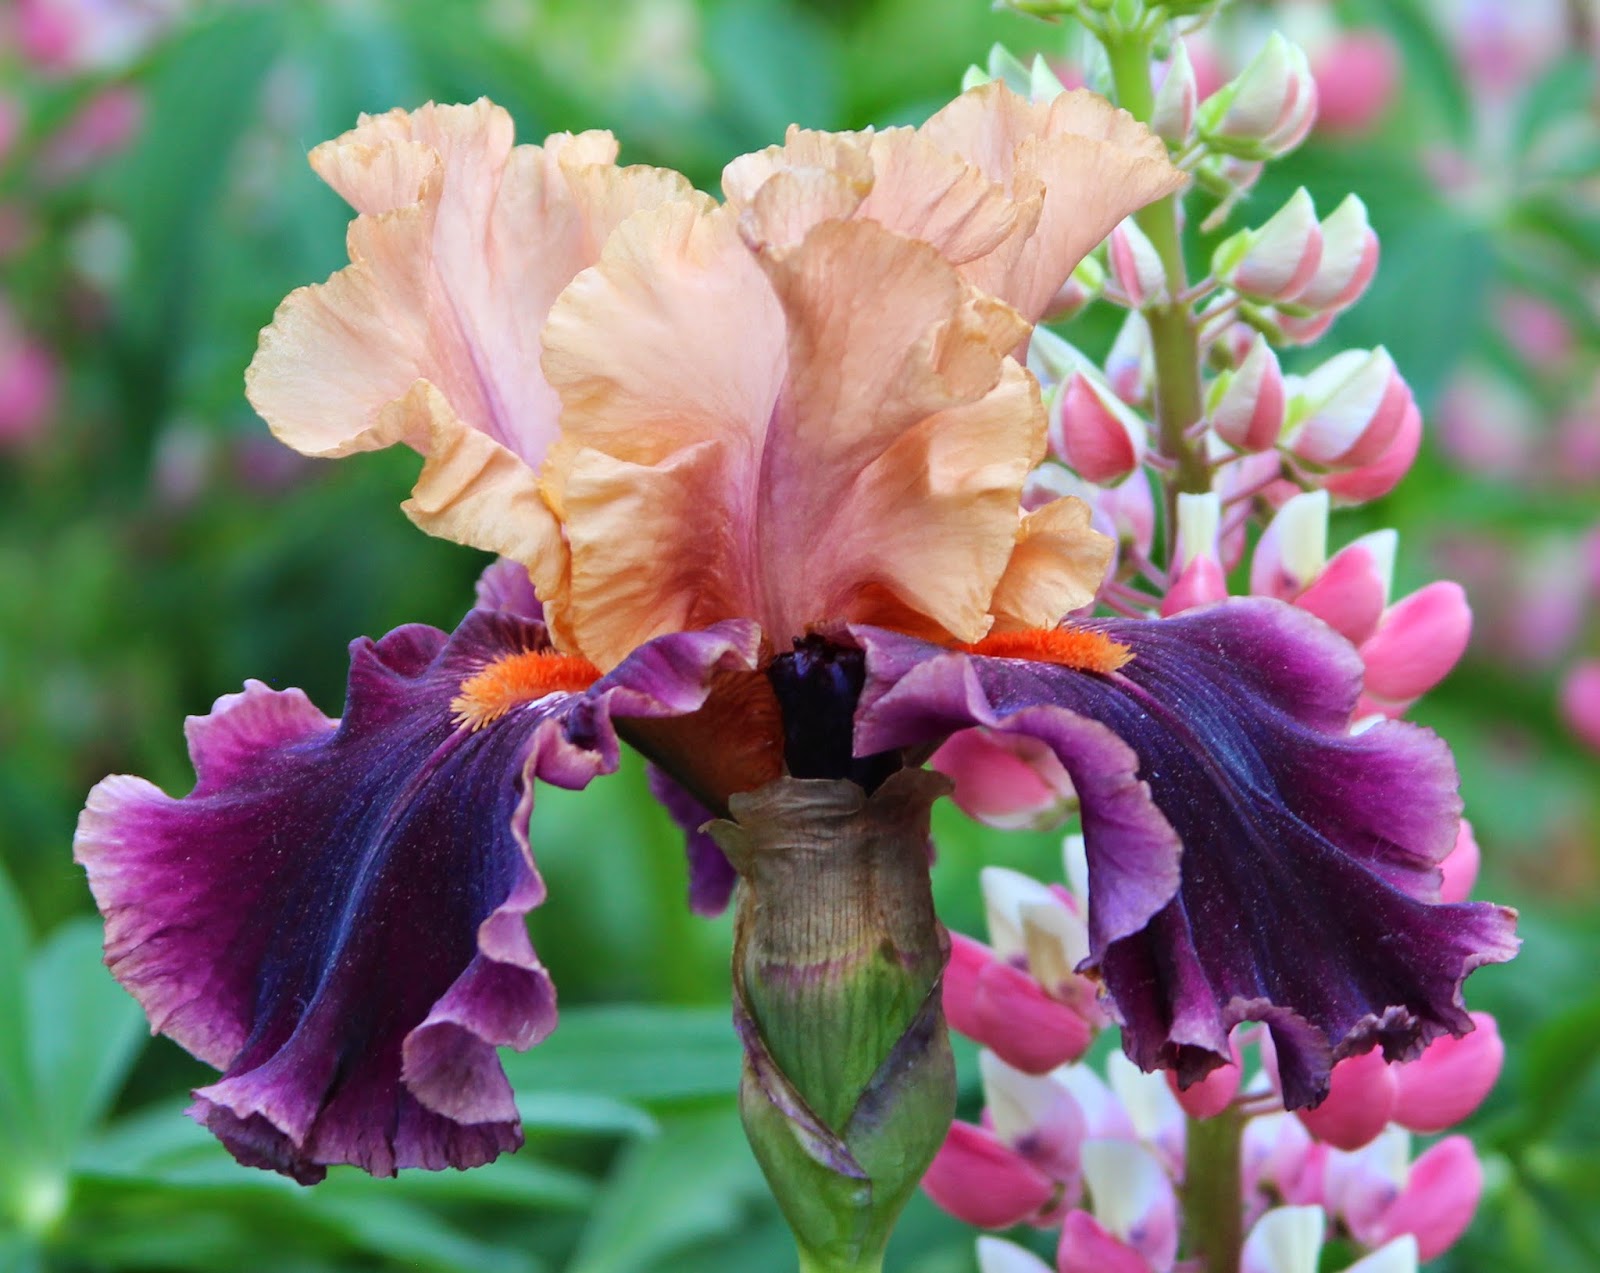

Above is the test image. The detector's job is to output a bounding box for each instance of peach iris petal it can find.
[989,496,1112,632]
[542,193,1051,669]
[920,83,1187,324]
[245,99,699,576]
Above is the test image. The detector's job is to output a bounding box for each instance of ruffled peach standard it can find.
[245,100,702,581]
[722,83,1185,328]
[541,194,1099,670]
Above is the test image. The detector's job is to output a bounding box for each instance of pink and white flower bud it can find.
[980,1050,1088,1183]
[1298,195,1380,312]
[1200,34,1319,158]
[934,731,1076,831]
[1358,581,1472,708]
[976,1237,1054,1273]
[1285,348,1412,468]
[1272,307,1338,346]
[1320,396,1423,505]
[945,933,1094,1073]
[1251,490,1329,601]
[1439,819,1482,903]
[1043,255,1107,323]
[1075,1139,1179,1271]
[1152,42,1198,146]
[1209,334,1287,452]
[1294,1048,1398,1151]
[1108,218,1167,309]
[1056,1210,1154,1273]
[1359,1135,1484,1261]
[1392,1012,1503,1133]
[1049,373,1148,484]
[1241,1205,1324,1273]
[1292,529,1396,645]
[923,1120,1059,1229]
[1104,312,1152,406]
[1214,189,1324,304]
[1162,493,1228,616]
[1166,1029,1242,1119]
[1311,32,1399,137]
[1560,660,1600,753]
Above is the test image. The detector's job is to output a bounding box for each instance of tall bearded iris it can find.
[76,83,1514,1224]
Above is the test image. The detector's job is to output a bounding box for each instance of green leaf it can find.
[500,1005,740,1104]
[705,0,842,145]
[301,1192,542,1273]
[516,1091,659,1139]
[566,1105,770,1273]
[25,919,148,1164]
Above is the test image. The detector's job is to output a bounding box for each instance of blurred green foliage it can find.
[0,0,1596,1270]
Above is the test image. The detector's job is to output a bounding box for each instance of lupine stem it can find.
[1184,1108,1245,1273]
[1105,30,1213,539]
[1106,24,1246,1273]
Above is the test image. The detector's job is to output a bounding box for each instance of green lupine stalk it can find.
[710,770,956,1273]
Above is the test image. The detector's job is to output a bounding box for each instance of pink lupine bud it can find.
[1198,34,1318,158]
[0,327,61,447]
[1320,396,1422,505]
[1363,1135,1484,1261]
[1209,334,1287,452]
[1439,819,1481,903]
[1049,373,1147,484]
[1151,43,1198,146]
[1027,323,1089,391]
[1162,493,1228,616]
[1251,490,1329,601]
[976,1236,1054,1273]
[945,933,1094,1072]
[1214,189,1324,303]
[1043,255,1107,323]
[1435,368,1533,476]
[1311,31,1399,137]
[923,1120,1059,1229]
[1241,1205,1324,1273]
[933,731,1076,831]
[1293,529,1396,645]
[1076,1139,1179,1271]
[1285,348,1411,468]
[1272,307,1338,346]
[1297,195,1380,312]
[1392,1012,1503,1133]
[40,87,145,183]
[1104,312,1152,407]
[1295,1048,1398,1151]
[1056,1210,1154,1273]
[1107,219,1167,308]
[1166,1034,1241,1119]
[1359,581,1472,706]
[1497,291,1575,371]
[1560,660,1600,753]
[1244,1111,1321,1205]
[980,1050,1088,1183]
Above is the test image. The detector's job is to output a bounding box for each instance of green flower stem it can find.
[1105,30,1213,522]
[1183,1107,1246,1273]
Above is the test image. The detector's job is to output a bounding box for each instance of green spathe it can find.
[711,771,957,1273]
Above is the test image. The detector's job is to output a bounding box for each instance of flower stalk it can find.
[1183,1105,1245,1273]
[711,772,958,1273]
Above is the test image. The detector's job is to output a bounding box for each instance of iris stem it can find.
[1104,30,1214,569]
[1183,1107,1246,1273]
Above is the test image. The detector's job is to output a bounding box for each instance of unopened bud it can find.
[1162,492,1228,615]
[1214,188,1324,303]
[1359,581,1472,708]
[923,1121,1058,1229]
[1292,528,1397,644]
[945,932,1094,1072]
[1294,1049,1397,1151]
[1198,34,1318,159]
[1319,396,1422,504]
[1152,42,1198,145]
[1250,490,1329,600]
[1042,253,1106,322]
[1107,217,1167,308]
[1104,311,1152,405]
[1209,333,1287,452]
[1298,194,1380,312]
[1285,347,1412,467]
[1392,1012,1503,1134]
[1049,372,1148,483]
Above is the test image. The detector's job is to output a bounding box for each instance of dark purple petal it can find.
[853,600,1518,1107]
[76,610,760,1182]
[646,764,737,917]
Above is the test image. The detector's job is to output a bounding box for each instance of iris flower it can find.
[76,87,1516,1184]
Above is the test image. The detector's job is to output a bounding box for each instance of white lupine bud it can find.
[1152,42,1198,146]
[1209,333,1287,452]
[1107,216,1167,307]
[1213,188,1324,303]
[1298,194,1379,311]
[1199,34,1318,159]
